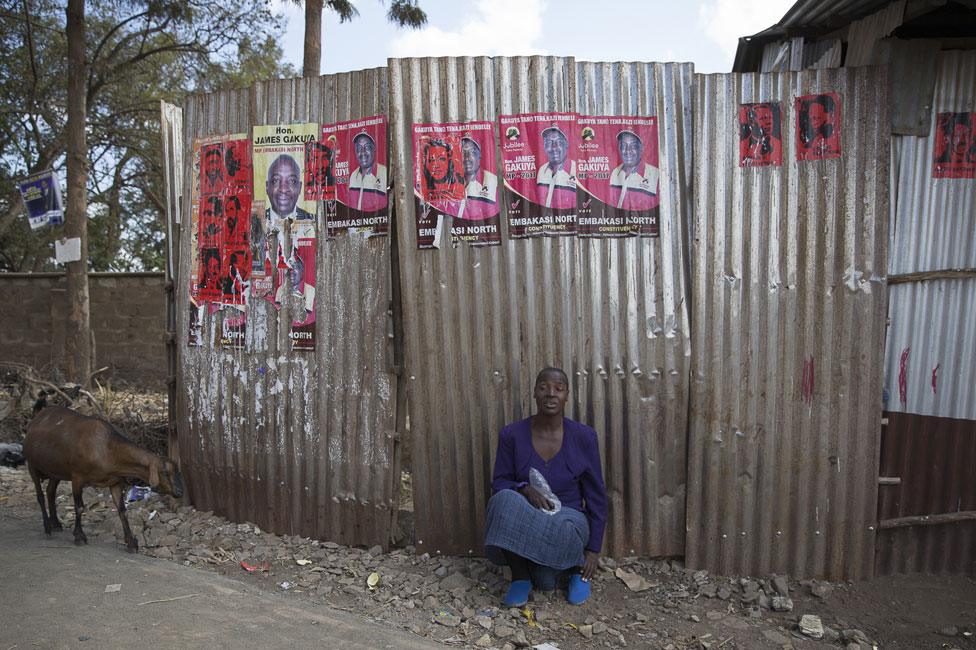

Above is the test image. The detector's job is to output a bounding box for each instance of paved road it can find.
[0,514,441,650]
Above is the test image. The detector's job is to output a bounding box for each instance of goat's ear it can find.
[149,461,160,488]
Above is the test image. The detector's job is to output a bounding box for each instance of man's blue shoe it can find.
[503,579,532,607]
[567,574,591,605]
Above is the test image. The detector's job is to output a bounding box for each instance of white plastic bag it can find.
[529,468,561,515]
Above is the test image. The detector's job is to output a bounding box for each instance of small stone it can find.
[771,596,793,612]
[424,596,440,610]
[842,629,871,645]
[689,615,701,623]
[495,624,515,639]
[475,633,492,647]
[635,613,648,622]
[772,575,789,596]
[512,630,529,647]
[758,594,771,610]
[693,570,709,583]
[475,615,492,630]
[578,624,594,639]
[810,581,833,599]
[439,572,474,592]
[706,611,724,621]
[823,625,840,643]
[434,565,449,578]
[368,544,383,557]
[799,614,824,639]
[940,626,959,637]
[593,621,607,634]
[717,586,732,600]
[433,612,460,627]
[700,583,718,598]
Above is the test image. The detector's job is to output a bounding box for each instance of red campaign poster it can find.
[795,93,841,161]
[577,116,660,237]
[738,103,783,167]
[499,112,577,238]
[220,245,251,305]
[412,121,500,248]
[325,116,390,236]
[304,139,336,201]
[270,222,316,350]
[933,112,976,179]
[193,134,253,308]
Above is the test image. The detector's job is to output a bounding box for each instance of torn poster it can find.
[738,102,783,167]
[499,112,577,238]
[188,301,204,347]
[795,93,841,161]
[218,306,246,349]
[576,116,660,237]
[325,115,389,237]
[413,121,500,248]
[933,112,976,179]
[17,169,63,230]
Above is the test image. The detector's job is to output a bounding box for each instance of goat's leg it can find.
[71,479,87,546]
[46,479,63,531]
[110,484,138,553]
[29,466,52,536]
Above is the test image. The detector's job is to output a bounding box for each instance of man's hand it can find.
[581,550,600,581]
[519,485,554,510]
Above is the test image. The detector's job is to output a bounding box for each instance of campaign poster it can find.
[192,133,252,307]
[17,170,64,230]
[271,222,316,350]
[252,123,319,231]
[933,112,976,179]
[576,116,660,237]
[499,112,577,238]
[218,307,247,349]
[304,138,336,201]
[188,301,204,347]
[248,199,274,301]
[795,93,841,161]
[412,121,500,248]
[325,116,390,237]
[220,245,251,305]
[738,103,783,167]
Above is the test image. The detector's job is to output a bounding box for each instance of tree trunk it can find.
[302,0,323,78]
[65,0,93,386]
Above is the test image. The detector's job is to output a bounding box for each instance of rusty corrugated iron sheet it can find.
[876,411,976,576]
[884,50,976,421]
[174,70,398,547]
[389,56,693,558]
[844,0,905,66]
[686,66,890,580]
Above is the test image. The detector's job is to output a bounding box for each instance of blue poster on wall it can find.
[17,170,64,230]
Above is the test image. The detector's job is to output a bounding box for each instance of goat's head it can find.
[149,458,184,498]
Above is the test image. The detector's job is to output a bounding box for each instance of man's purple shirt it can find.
[491,417,608,553]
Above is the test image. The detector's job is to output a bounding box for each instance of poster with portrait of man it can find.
[933,112,976,179]
[220,245,251,305]
[577,116,660,237]
[412,121,500,248]
[269,222,317,350]
[223,138,252,194]
[795,93,842,161]
[252,123,319,231]
[218,306,247,349]
[324,115,390,237]
[738,102,782,167]
[498,112,578,238]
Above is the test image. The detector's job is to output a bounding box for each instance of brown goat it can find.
[24,406,184,552]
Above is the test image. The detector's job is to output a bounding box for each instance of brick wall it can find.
[0,273,167,390]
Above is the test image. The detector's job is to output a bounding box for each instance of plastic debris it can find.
[279,581,293,590]
[104,584,122,593]
[295,559,312,566]
[521,607,538,628]
[367,572,380,590]
[126,486,152,503]
[240,561,270,573]
[533,644,562,650]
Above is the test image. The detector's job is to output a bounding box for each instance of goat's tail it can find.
[32,391,51,415]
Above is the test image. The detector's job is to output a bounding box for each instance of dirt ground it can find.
[1,390,974,650]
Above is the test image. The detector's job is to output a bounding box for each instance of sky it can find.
[269,0,796,76]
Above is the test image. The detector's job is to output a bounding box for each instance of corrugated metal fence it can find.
[171,69,399,548]
[389,56,693,558]
[686,66,890,580]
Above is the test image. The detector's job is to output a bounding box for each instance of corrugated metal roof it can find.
[686,65,890,580]
[884,50,976,420]
[175,70,399,548]
[389,56,694,558]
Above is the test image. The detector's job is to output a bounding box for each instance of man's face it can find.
[206,255,219,277]
[950,123,971,161]
[204,198,220,220]
[543,131,568,168]
[205,150,222,179]
[461,140,481,178]
[425,145,450,183]
[533,372,568,416]
[225,200,240,224]
[752,106,773,135]
[618,133,643,172]
[355,136,375,172]
[266,157,301,216]
[808,103,829,133]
